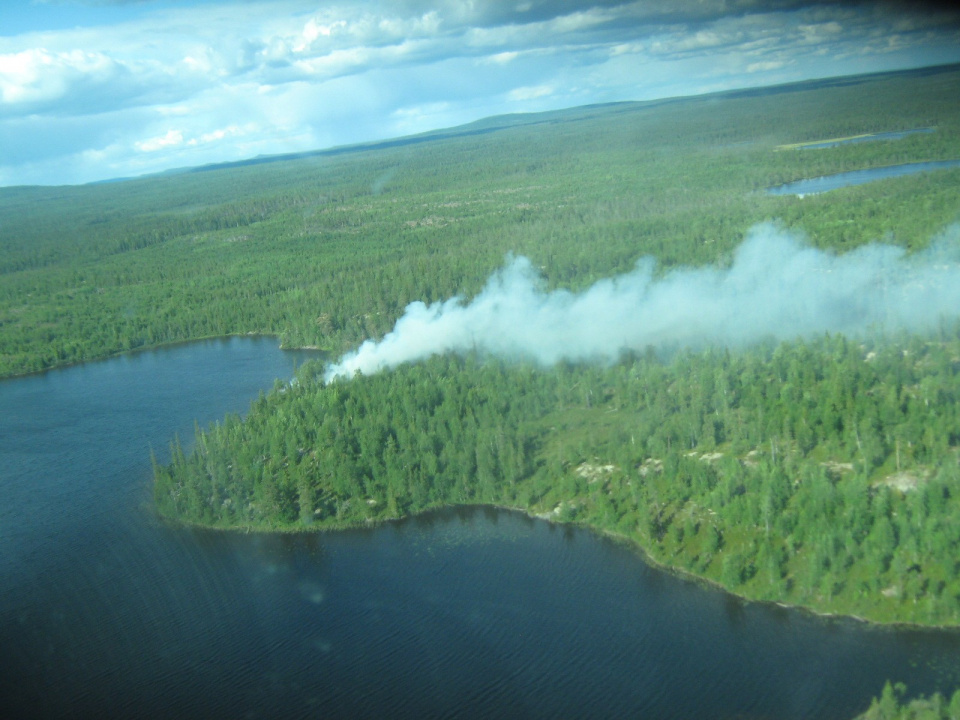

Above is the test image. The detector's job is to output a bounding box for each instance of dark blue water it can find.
[796,128,934,150]
[768,159,960,196]
[2,338,959,719]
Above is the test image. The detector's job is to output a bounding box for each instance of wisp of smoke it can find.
[324,222,960,381]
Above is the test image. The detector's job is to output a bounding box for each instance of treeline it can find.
[2,65,960,376]
[857,682,960,720]
[156,327,960,626]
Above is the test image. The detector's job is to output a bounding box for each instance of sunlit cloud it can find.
[484,50,520,64]
[508,84,555,101]
[0,47,123,106]
[136,129,184,152]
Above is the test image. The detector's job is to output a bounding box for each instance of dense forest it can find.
[4,64,960,715]
[1,65,959,376]
[857,682,960,720]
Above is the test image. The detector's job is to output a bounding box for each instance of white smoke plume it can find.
[325,222,960,381]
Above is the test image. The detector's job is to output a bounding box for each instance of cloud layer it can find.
[1,1,959,185]
[325,223,960,380]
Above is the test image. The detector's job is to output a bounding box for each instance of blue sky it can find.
[1,0,958,187]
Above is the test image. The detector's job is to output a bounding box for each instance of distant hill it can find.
[142,61,960,180]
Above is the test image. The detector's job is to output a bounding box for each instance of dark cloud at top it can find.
[391,0,807,28]
[363,0,960,68]
[27,0,960,23]
[382,0,891,36]
[33,0,236,6]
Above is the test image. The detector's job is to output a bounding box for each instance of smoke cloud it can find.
[324,222,960,381]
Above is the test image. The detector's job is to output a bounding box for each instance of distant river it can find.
[2,337,959,719]
[768,159,960,196]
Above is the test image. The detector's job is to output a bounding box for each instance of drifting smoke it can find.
[325,222,960,381]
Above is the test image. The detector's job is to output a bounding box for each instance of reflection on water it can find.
[768,159,960,196]
[1,338,959,719]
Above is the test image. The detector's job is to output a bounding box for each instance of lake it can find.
[1,337,958,719]
[767,159,960,196]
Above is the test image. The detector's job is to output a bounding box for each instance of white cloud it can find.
[0,47,121,105]
[296,18,347,52]
[508,84,554,101]
[186,124,252,147]
[293,46,371,78]
[548,7,612,34]
[135,129,183,152]
[484,50,520,64]
[797,20,844,44]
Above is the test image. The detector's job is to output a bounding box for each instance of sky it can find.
[1,1,959,187]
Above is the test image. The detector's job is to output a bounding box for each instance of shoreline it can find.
[154,499,960,632]
[0,332,330,381]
